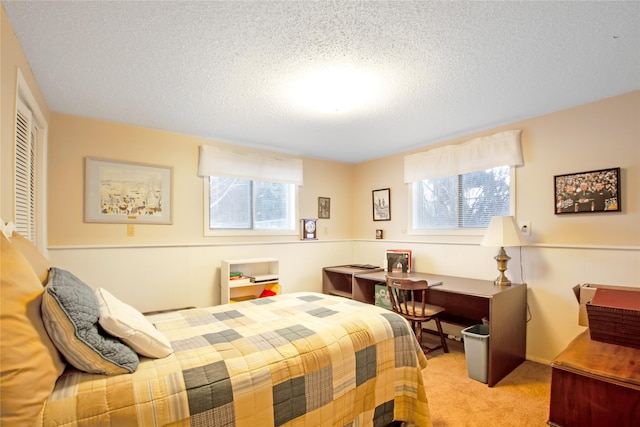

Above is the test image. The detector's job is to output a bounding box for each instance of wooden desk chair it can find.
[386,276,449,355]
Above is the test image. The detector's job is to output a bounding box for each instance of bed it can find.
[0,225,431,427]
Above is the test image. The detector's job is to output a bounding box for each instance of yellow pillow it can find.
[10,232,51,284]
[0,234,66,425]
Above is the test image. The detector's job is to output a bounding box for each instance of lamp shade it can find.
[481,216,526,247]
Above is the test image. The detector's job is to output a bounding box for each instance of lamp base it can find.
[493,275,512,287]
[493,246,512,287]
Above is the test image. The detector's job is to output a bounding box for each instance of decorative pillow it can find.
[95,287,173,358]
[41,268,139,375]
[0,235,66,425]
[10,231,51,284]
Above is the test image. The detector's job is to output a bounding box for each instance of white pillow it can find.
[95,287,173,358]
[1,220,16,240]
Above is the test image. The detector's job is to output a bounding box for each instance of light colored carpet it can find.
[422,340,552,427]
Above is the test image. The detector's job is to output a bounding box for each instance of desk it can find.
[322,266,527,387]
[548,330,640,426]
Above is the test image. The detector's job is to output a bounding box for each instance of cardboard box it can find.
[573,283,640,327]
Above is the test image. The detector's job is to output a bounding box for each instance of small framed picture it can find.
[376,229,384,239]
[386,249,412,273]
[318,197,330,219]
[372,188,390,221]
[554,167,620,214]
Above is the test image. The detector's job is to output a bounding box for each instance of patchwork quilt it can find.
[37,292,431,426]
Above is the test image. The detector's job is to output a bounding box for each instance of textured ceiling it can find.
[3,1,639,163]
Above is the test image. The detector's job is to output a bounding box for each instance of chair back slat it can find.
[386,277,431,321]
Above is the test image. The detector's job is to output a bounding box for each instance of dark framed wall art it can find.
[318,197,330,219]
[372,188,391,221]
[554,167,620,214]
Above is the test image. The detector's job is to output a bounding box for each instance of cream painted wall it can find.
[0,6,50,220]
[351,92,640,364]
[352,92,639,246]
[48,114,354,246]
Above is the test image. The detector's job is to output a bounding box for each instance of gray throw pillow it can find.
[41,268,139,375]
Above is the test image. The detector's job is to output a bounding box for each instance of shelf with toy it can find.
[221,258,280,304]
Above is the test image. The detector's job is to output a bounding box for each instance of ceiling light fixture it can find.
[291,66,376,114]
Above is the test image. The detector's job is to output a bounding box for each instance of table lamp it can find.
[481,216,526,286]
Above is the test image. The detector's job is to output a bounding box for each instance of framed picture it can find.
[386,249,412,273]
[318,197,330,219]
[372,188,391,221]
[554,167,620,214]
[376,229,383,239]
[84,157,173,224]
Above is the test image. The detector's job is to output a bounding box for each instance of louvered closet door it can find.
[14,97,37,242]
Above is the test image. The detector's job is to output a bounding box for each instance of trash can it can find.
[461,324,490,383]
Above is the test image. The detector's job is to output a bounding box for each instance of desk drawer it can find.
[428,291,489,323]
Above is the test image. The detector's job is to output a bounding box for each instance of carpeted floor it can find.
[422,340,552,427]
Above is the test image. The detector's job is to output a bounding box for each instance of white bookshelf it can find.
[220,258,280,304]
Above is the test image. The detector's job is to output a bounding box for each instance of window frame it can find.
[407,167,517,236]
[202,177,299,237]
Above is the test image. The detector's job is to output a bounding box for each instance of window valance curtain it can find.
[197,145,304,186]
[403,129,524,183]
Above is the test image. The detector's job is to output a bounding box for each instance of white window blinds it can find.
[14,98,37,241]
[404,130,524,183]
[198,145,303,186]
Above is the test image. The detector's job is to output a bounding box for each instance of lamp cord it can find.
[518,246,532,323]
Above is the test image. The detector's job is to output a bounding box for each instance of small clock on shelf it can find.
[300,218,317,240]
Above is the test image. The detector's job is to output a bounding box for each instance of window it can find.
[206,177,296,232]
[404,130,523,233]
[198,145,303,236]
[411,166,512,231]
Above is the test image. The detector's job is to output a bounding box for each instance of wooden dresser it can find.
[548,330,640,426]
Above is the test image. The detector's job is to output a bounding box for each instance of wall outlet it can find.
[518,221,531,236]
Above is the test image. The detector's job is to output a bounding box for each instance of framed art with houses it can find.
[84,157,173,224]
